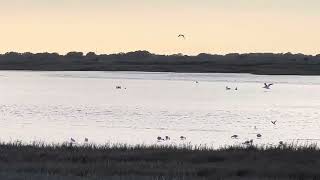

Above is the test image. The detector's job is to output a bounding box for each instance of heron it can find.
[263,83,273,89]
[271,120,277,125]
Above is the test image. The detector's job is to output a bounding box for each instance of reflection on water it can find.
[0,71,320,147]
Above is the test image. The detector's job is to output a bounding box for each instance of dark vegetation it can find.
[1,51,320,75]
[1,142,320,180]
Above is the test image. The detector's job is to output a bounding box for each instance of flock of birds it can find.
[154,82,279,145]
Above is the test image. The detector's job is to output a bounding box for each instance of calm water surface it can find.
[1,71,320,147]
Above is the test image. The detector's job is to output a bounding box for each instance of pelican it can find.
[180,136,187,140]
[84,138,88,143]
[257,134,262,138]
[263,83,273,89]
[226,86,231,90]
[271,120,277,125]
[178,34,185,39]
[165,136,170,141]
[231,135,238,139]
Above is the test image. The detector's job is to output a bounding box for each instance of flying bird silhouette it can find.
[271,120,277,125]
[178,34,185,39]
[263,83,273,89]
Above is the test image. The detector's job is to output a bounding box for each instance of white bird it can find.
[178,34,185,39]
[263,83,273,89]
[231,135,238,139]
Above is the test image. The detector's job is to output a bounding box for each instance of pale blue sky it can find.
[0,0,319,55]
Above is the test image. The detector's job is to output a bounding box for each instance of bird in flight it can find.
[271,120,277,125]
[263,83,273,89]
[178,34,185,39]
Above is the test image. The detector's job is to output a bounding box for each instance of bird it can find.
[243,139,253,145]
[165,136,170,141]
[271,120,277,125]
[84,138,88,143]
[157,136,164,141]
[226,86,231,90]
[279,141,284,145]
[235,87,238,90]
[263,83,273,89]
[231,135,238,139]
[195,81,199,84]
[178,34,185,39]
[70,138,76,143]
[257,134,262,138]
[116,86,122,89]
[180,136,187,140]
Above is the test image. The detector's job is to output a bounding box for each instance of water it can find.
[1,71,320,147]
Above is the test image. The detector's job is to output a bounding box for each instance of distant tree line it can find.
[1,51,320,75]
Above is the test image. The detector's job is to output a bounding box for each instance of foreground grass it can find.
[0,142,320,180]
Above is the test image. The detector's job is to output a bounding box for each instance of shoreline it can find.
[1,51,320,75]
[0,141,319,180]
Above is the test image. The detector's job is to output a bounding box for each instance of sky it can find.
[0,0,320,55]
